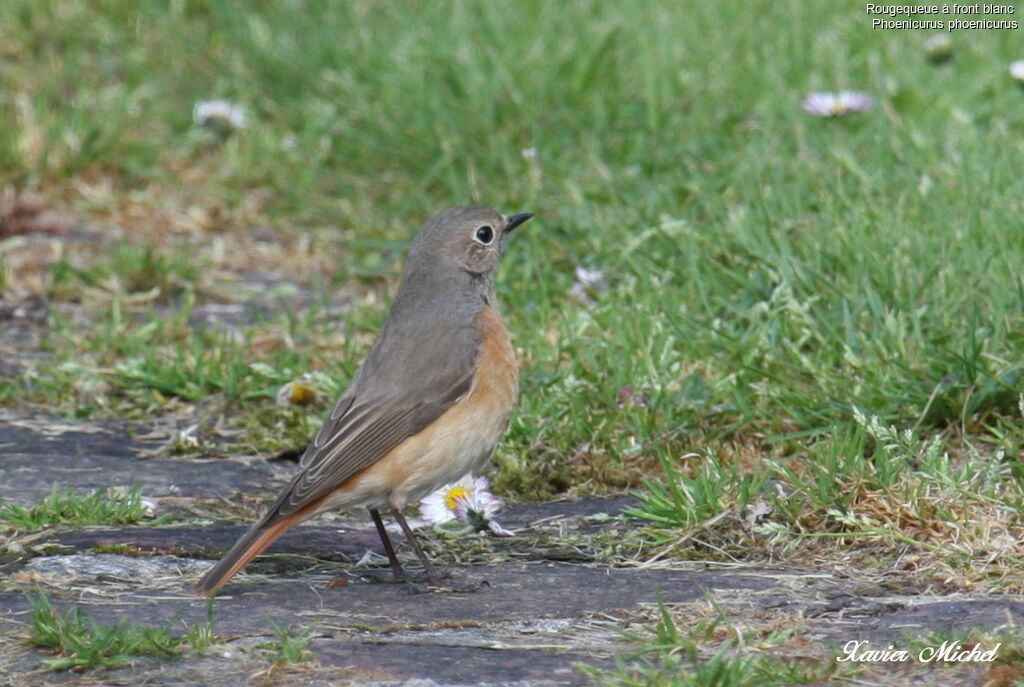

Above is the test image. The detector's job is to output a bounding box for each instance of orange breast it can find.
[470,305,520,412]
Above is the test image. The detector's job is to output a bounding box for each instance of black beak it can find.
[504,212,534,233]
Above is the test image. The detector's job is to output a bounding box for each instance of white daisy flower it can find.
[569,265,608,306]
[1009,60,1024,84]
[802,91,873,117]
[923,34,953,64]
[419,474,515,537]
[574,266,606,289]
[192,100,248,137]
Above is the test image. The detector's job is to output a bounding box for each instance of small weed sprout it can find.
[263,616,319,665]
[0,485,153,531]
[27,595,219,671]
[29,595,181,671]
[186,599,218,653]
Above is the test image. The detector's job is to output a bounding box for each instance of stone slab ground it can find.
[0,412,1020,686]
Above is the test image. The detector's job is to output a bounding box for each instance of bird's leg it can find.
[390,507,441,586]
[368,507,406,582]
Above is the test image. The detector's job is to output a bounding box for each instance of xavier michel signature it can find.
[837,640,1000,663]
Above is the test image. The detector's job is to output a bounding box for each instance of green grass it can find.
[0,485,154,531]
[27,594,217,671]
[585,597,1024,687]
[2,1,1024,584]
[581,598,849,687]
[261,616,319,666]
[628,403,1024,586]
[49,243,205,303]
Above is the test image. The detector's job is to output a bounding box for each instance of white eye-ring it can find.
[473,225,495,245]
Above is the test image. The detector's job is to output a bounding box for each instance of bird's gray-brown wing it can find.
[263,318,481,523]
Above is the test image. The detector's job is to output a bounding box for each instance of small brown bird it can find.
[195,206,532,596]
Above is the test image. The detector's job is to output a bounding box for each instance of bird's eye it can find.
[473,225,495,245]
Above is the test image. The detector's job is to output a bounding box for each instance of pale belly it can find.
[392,381,517,505]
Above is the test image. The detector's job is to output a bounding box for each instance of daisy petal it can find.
[488,520,516,537]
[1010,60,1024,83]
[802,91,873,117]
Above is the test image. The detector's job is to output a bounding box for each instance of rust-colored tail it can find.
[194,505,314,596]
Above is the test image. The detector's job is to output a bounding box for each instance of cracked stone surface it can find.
[1,414,1021,686]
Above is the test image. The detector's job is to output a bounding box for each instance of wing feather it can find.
[264,318,480,522]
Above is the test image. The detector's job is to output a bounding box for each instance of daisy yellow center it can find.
[445,486,471,511]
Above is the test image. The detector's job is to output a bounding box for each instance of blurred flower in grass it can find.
[923,34,953,64]
[802,91,873,117]
[521,146,541,189]
[276,380,318,407]
[420,474,514,537]
[569,265,607,306]
[1009,60,1024,87]
[192,100,247,139]
[275,372,339,407]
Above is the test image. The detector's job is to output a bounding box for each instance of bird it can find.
[195,206,533,596]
